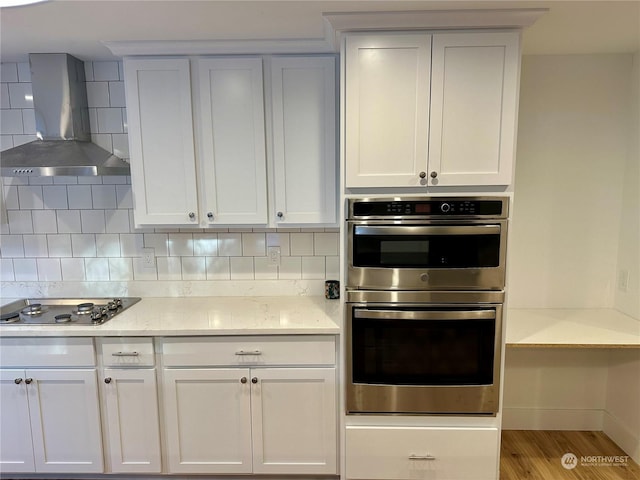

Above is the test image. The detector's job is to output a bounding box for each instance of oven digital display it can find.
[414,204,431,214]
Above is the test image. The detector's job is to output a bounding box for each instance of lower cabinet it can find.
[346,425,499,480]
[161,336,338,475]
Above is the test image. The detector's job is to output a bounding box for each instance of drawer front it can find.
[162,335,336,367]
[0,337,95,367]
[99,337,155,367]
[346,426,499,480]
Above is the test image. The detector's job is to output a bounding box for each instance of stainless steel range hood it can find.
[0,54,130,177]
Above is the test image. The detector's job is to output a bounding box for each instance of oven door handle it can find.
[354,309,496,320]
[353,225,501,236]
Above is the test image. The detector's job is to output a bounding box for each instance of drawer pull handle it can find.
[235,350,262,356]
[409,455,436,461]
[112,351,140,357]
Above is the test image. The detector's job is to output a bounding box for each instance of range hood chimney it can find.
[0,54,130,176]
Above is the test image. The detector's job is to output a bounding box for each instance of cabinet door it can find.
[26,369,103,473]
[195,57,268,225]
[124,57,199,226]
[271,56,336,225]
[251,368,337,474]
[163,368,252,474]
[345,34,431,188]
[429,32,520,186]
[0,370,34,473]
[102,368,161,473]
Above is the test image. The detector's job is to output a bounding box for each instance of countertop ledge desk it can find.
[506,308,640,348]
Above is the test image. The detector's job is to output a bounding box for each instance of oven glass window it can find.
[351,313,495,386]
[353,231,500,268]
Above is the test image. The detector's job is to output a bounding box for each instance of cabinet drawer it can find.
[98,337,155,366]
[162,335,335,367]
[346,426,499,480]
[0,337,95,367]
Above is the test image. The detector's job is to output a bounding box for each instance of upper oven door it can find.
[347,220,507,290]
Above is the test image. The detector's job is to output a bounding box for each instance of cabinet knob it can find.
[207,212,214,220]
[430,171,438,179]
[276,212,284,219]
[14,378,23,384]
[419,171,427,179]
[188,212,196,220]
[240,377,247,384]
[104,377,112,384]
[25,378,33,385]
[251,377,258,384]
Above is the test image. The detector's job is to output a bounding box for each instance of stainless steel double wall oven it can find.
[346,197,508,415]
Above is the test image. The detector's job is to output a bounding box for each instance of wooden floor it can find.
[501,431,640,480]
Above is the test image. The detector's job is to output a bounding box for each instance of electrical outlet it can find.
[617,269,629,292]
[267,246,281,267]
[142,247,155,268]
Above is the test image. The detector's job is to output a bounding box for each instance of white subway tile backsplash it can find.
[13,258,38,280]
[17,185,43,209]
[12,134,36,147]
[91,185,117,209]
[96,233,120,257]
[57,210,81,233]
[1,234,24,257]
[266,232,290,256]
[93,61,120,81]
[28,177,53,186]
[112,134,130,159]
[0,258,14,280]
[115,185,133,208]
[17,63,30,83]
[85,258,110,281]
[32,210,58,234]
[86,82,110,107]
[53,176,78,185]
[218,233,242,256]
[105,209,130,234]
[1,109,24,134]
[157,256,182,280]
[290,232,314,256]
[21,110,36,134]
[91,134,113,153]
[132,258,157,280]
[117,62,124,81]
[143,233,169,256]
[120,233,143,257]
[313,232,339,256]
[168,233,194,256]
[230,257,254,280]
[301,256,325,279]
[279,256,302,280]
[108,257,133,281]
[108,82,126,107]
[1,84,9,109]
[8,83,33,109]
[77,177,103,185]
[193,233,218,256]
[0,135,13,151]
[122,108,128,133]
[8,210,33,234]
[205,256,229,280]
[47,234,72,257]
[254,257,278,280]
[1,63,18,82]
[102,176,128,185]
[23,235,48,257]
[97,108,124,133]
[182,256,206,280]
[61,258,86,281]
[67,185,92,209]
[88,107,98,132]
[242,233,265,256]
[80,210,106,234]
[3,185,19,209]
[325,256,340,279]
[71,234,97,257]
[36,258,62,281]
[84,61,94,82]
[42,186,68,209]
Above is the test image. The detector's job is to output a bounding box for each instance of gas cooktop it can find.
[0,298,141,326]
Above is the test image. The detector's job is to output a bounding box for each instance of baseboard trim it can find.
[501,408,604,431]
[603,411,640,464]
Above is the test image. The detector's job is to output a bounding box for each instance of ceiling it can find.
[0,0,639,62]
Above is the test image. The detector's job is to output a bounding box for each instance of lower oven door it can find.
[346,303,502,415]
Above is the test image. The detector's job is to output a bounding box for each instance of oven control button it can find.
[440,203,451,213]
[420,273,429,282]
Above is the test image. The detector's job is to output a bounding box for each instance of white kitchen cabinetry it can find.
[124,55,336,227]
[98,338,161,473]
[345,31,520,188]
[346,425,500,480]
[161,336,338,475]
[0,338,103,474]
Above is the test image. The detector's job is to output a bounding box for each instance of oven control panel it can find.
[350,197,507,218]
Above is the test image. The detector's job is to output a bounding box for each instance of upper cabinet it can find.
[124,55,336,227]
[344,31,520,188]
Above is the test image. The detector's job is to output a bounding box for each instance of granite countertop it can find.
[0,296,341,337]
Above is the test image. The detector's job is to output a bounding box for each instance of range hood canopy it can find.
[0,53,130,177]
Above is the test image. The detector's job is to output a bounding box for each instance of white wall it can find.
[509,54,633,309]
